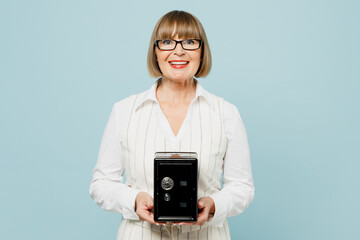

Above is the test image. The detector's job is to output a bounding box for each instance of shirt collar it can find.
[135,81,214,111]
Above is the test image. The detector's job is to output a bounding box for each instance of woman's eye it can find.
[162,40,172,45]
[185,39,195,45]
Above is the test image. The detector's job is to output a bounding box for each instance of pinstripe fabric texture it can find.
[117,219,230,240]
[117,92,230,240]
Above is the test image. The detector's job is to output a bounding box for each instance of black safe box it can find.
[154,152,198,222]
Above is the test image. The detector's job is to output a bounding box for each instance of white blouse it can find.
[89,82,255,227]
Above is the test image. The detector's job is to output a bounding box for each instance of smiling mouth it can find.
[169,61,190,69]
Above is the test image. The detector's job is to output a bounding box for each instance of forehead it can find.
[156,19,201,39]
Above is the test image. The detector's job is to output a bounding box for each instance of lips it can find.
[168,60,190,69]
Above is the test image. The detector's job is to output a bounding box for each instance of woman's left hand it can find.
[181,197,215,226]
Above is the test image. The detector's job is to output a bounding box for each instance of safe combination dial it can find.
[161,177,174,190]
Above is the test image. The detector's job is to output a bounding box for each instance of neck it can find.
[156,77,197,105]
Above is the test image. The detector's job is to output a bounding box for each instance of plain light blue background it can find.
[1,0,359,239]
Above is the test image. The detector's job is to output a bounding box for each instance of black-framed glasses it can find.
[155,39,202,51]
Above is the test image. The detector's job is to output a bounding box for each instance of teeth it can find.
[169,61,188,65]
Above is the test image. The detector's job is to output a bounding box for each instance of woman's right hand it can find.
[135,192,156,224]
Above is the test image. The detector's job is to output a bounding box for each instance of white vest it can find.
[120,91,228,199]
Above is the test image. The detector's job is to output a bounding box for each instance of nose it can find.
[173,42,185,55]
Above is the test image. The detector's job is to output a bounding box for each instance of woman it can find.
[90,10,255,239]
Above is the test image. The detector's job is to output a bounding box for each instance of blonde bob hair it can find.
[147,10,212,78]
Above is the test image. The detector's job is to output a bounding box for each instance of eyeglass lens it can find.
[157,39,201,50]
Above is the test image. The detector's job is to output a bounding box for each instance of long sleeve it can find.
[208,101,255,226]
[89,101,140,220]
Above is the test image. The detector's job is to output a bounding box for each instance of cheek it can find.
[192,51,201,63]
[192,54,201,68]
[156,52,169,66]
[155,50,162,63]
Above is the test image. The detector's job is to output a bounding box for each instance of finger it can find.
[196,206,210,225]
[196,212,208,225]
[181,209,209,226]
[146,200,154,209]
[180,222,197,226]
[138,210,156,224]
[198,201,205,209]
[136,202,156,224]
[138,200,152,211]
[181,217,207,226]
